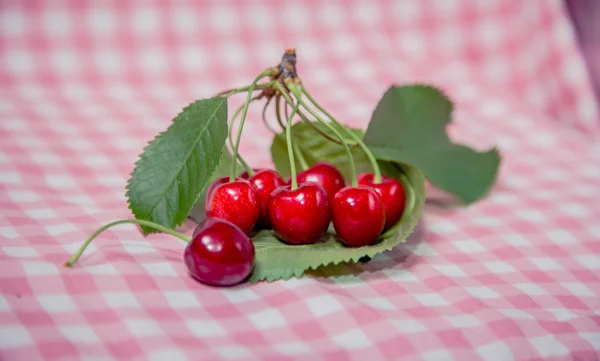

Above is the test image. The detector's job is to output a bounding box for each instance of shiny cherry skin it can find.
[205,179,260,234]
[205,176,231,201]
[247,169,286,228]
[185,218,255,286]
[268,182,332,245]
[332,186,386,247]
[358,173,406,231]
[294,162,345,203]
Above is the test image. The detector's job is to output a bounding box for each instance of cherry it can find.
[332,186,385,247]
[294,162,345,203]
[205,179,260,234]
[205,176,231,201]
[358,173,406,231]
[268,182,331,245]
[185,218,255,286]
[247,169,286,228]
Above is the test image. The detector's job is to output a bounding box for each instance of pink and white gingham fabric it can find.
[1,1,599,360]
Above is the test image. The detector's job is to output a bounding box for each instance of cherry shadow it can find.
[305,217,428,283]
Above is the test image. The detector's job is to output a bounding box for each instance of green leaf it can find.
[364,85,500,204]
[271,121,384,180]
[249,162,425,283]
[126,97,228,234]
[187,147,239,223]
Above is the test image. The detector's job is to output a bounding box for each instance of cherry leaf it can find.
[126,97,228,234]
[364,85,501,204]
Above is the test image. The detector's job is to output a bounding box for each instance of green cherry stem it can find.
[296,110,357,146]
[276,88,344,145]
[261,96,279,134]
[64,219,192,267]
[284,83,358,187]
[216,82,272,97]
[227,79,276,176]
[278,85,301,190]
[284,98,292,121]
[275,94,308,170]
[274,95,286,131]
[228,101,257,176]
[292,138,309,171]
[229,101,256,176]
[230,70,272,181]
[302,87,382,183]
[221,80,275,100]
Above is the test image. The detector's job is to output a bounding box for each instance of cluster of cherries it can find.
[66,49,408,288]
[185,161,406,286]
[185,49,411,286]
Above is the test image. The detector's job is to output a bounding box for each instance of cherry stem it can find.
[261,96,279,134]
[296,110,357,146]
[285,83,358,187]
[228,101,257,176]
[302,87,382,184]
[275,95,308,170]
[230,70,272,181]
[279,93,354,146]
[274,95,286,131]
[279,85,302,190]
[276,94,345,151]
[285,98,290,120]
[215,82,272,97]
[276,96,343,146]
[64,219,192,267]
[292,137,309,170]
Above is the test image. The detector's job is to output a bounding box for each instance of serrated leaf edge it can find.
[125,97,228,233]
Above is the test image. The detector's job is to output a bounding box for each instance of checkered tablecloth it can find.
[1,1,599,360]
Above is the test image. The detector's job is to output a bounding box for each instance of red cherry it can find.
[185,219,255,286]
[205,179,260,234]
[358,173,406,231]
[247,169,286,228]
[332,186,385,247]
[205,176,231,200]
[295,162,345,203]
[268,182,332,245]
